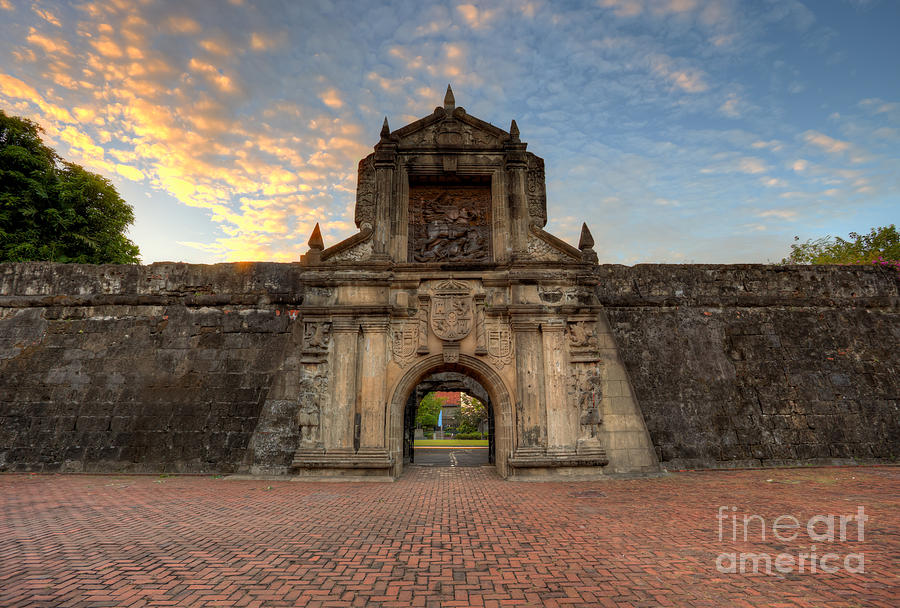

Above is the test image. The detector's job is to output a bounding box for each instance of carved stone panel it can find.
[569,362,603,440]
[486,322,512,369]
[408,185,492,262]
[296,367,328,451]
[355,154,375,230]
[390,321,418,368]
[567,319,600,362]
[429,280,473,341]
[301,321,331,360]
[526,154,547,227]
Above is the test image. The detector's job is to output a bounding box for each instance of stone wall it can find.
[0,261,897,473]
[596,264,899,470]
[0,262,305,473]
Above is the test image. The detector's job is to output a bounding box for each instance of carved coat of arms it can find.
[391,322,418,368]
[486,323,512,368]
[430,280,473,341]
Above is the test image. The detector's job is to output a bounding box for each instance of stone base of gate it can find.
[291,450,394,479]
[507,447,611,481]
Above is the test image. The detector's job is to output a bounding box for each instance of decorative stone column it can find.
[504,121,529,254]
[322,318,358,454]
[510,317,546,452]
[372,122,397,259]
[541,319,574,456]
[358,318,390,455]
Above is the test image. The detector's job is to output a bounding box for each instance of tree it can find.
[415,392,445,429]
[457,393,487,434]
[0,109,140,264]
[781,225,899,267]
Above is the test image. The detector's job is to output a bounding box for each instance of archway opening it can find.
[389,355,513,478]
[402,372,494,468]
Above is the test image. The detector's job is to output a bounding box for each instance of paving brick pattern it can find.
[1,466,897,607]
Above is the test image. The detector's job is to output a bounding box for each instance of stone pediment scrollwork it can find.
[429,280,474,341]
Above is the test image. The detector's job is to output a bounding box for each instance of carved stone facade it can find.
[288,87,660,479]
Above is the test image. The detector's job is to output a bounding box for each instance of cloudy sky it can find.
[1,0,897,264]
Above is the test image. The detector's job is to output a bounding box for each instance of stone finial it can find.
[380,117,390,140]
[308,223,324,250]
[444,84,455,112]
[301,223,324,265]
[579,222,598,264]
[578,223,594,250]
[509,119,520,142]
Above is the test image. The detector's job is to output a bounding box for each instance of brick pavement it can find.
[0,466,897,607]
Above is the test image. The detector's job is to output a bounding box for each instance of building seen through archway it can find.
[403,373,493,468]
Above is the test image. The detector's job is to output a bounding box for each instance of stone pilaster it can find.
[511,317,545,451]
[504,140,529,254]
[322,318,358,454]
[372,139,397,259]
[358,319,389,455]
[541,320,574,456]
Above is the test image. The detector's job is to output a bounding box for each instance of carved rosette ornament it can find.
[390,321,418,368]
[429,280,473,341]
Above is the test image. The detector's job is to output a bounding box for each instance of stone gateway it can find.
[0,88,897,478]
[293,87,658,479]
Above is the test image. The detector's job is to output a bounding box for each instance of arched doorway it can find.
[388,354,513,478]
[402,372,494,467]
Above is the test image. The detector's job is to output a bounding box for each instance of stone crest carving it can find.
[486,322,512,368]
[390,321,418,368]
[409,186,491,262]
[429,280,473,341]
[355,154,375,230]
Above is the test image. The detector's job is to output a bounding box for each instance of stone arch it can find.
[387,354,514,478]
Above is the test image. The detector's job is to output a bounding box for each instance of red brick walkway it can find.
[1,466,897,607]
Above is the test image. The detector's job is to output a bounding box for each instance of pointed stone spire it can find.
[578,223,594,251]
[509,119,520,142]
[308,223,324,251]
[301,223,324,265]
[579,223,598,264]
[380,116,390,140]
[443,84,455,112]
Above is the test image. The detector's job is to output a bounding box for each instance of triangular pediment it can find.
[392,107,509,150]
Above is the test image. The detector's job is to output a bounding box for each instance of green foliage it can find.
[454,431,484,440]
[457,393,487,434]
[781,225,899,266]
[415,392,445,429]
[0,109,140,264]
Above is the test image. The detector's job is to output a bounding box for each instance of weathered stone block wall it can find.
[596,264,899,470]
[0,262,304,473]
[1,262,897,474]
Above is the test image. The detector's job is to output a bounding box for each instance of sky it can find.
[1,0,897,264]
